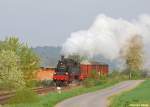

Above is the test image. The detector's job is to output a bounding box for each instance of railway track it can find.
[0,87,56,105]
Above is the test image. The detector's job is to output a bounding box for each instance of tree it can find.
[0,50,25,89]
[122,35,144,79]
[0,37,40,88]
[20,45,40,81]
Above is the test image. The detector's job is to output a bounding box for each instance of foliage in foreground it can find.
[0,50,25,89]
[8,88,39,104]
[0,37,40,90]
[25,80,54,88]
[110,79,150,107]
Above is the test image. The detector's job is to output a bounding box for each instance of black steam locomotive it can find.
[53,56,80,86]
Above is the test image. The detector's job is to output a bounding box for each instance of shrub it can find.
[141,70,150,78]
[40,80,54,87]
[8,88,39,104]
[109,70,129,82]
[0,81,17,91]
[89,70,99,80]
[109,70,120,78]
[130,71,142,80]
[82,78,97,88]
[82,70,101,87]
[99,74,108,84]
[0,50,25,90]
[0,37,40,90]
[25,80,41,88]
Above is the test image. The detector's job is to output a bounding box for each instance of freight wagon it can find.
[53,56,109,86]
[80,62,108,80]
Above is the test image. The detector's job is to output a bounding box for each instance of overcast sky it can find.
[0,0,150,47]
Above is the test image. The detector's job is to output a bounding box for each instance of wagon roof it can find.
[81,60,108,65]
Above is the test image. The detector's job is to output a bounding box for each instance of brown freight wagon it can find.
[80,61,109,79]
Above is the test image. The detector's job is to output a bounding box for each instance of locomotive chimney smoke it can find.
[62,14,150,69]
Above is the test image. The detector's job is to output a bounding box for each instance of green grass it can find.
[110,79,150,107]
[3,79,119,107]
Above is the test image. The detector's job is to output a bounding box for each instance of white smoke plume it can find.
[62,14,150,69]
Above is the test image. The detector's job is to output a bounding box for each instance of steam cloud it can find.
[62,14,150,68]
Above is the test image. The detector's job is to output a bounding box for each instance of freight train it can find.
[53,56,109,86]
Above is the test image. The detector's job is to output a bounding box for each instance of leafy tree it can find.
[0,36,40,88]
[19,45,40,81]
[122,35,144,79]
[0,50,25,89]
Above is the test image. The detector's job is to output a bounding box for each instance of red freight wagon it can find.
[80,62,109,79]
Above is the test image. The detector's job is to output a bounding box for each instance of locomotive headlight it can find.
[54,72,57,75]
[65,72,68,75]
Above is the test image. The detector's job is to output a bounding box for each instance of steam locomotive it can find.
[53,56,81,86]
[53,56,109,86]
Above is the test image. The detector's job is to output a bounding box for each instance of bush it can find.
[0,81,17,91]
[141,70,150,78]
[82,78,97,88]
[82,70,101,87]
[120,69,145,80]
[40,80,54,87]
[130,71,142,80]
[25,80,41,88]
[82,70,113,87]
[89,70,99,79]
[25,80,54,88]
[8,88,39,104]
[99,74,108,84]
[109,70,120,78]
[0,37,40,90]
[109,70,129,82]
[0,50,25,90]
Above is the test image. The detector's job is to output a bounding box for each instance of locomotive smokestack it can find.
[61,55,65,61]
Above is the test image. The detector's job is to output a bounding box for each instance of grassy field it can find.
[110,79,150,107]
[3,79,119,107]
